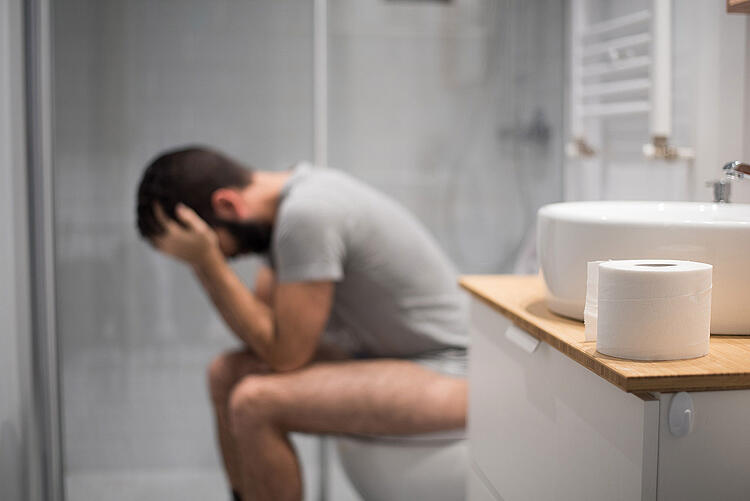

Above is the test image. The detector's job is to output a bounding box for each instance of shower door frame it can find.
[24,0,65,499]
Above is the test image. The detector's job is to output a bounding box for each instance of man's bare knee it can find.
[228,377,283,432]
[207,350,266,406]
[208,353,234,405]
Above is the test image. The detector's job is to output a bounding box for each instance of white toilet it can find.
[334,429,468,501]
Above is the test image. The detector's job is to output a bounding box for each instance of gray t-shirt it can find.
[271,163,468,358]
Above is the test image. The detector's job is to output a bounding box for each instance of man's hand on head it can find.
[152,203,222,269]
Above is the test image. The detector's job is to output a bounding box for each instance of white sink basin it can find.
[537,201,750,334]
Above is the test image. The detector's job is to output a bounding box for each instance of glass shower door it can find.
[50,1,566,499]
[52,1,317,499]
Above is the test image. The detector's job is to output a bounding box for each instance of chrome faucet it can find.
[723,160,750,179]
[707,161,750,203]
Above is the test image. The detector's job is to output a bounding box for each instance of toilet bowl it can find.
[334,430,468,501]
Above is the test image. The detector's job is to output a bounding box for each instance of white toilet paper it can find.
[595,260,712,361]
[584,261,604,341]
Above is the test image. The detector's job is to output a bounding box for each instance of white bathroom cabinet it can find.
[463,276,750,501]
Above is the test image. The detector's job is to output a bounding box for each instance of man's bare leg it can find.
[207,344,353,493]
[227,358,467,501]
[207,349,271,492]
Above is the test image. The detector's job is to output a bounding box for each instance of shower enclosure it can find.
[21,0,566,499]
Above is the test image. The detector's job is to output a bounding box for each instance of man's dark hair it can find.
[136,146,252,238]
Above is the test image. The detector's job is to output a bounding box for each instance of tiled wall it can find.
[329,0,564,273]
[565,0,749,203]
[747,16,750,164]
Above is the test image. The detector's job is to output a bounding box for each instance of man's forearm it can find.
[192,251,275,360]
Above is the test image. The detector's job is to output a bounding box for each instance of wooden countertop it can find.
[460,274,750,393]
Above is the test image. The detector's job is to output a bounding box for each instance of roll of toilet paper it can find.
[596,260,712,361]
[584,261,604,342]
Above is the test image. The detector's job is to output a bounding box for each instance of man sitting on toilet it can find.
[135,146,469,501]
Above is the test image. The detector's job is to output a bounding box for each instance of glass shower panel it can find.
[328,0,565,273]
[51,0,566,499]
[52,1,315,499]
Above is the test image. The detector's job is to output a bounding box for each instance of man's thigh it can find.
[211,342,352,389]
[231,358,467,435]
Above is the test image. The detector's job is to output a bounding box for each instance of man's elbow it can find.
[269,351,311,373]
[270,359,304,373]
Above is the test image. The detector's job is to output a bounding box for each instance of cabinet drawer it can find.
[467,297,658,501]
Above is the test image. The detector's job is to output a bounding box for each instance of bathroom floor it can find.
[62,341,363,501]
[66,469,226,501]
[66,455,361,501]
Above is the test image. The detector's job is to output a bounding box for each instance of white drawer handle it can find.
[504,324,541,354]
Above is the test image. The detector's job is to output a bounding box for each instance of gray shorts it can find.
[322,326,468,378]
[341,347,468,378]
[410,348,468,378]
